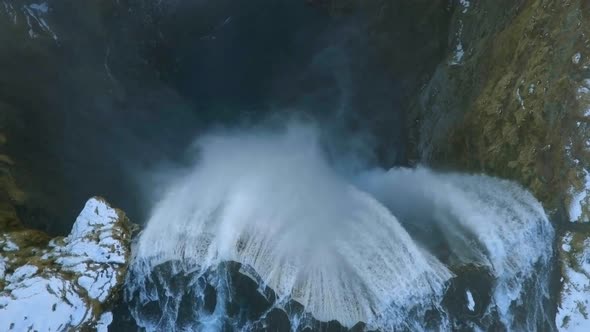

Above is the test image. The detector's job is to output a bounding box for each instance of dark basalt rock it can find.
[226,262,275,321]
[203,282,218,314]
[255,308,291,331]
[125,259,387,331]
[442,264,495,327]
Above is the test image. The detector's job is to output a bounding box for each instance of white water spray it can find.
[357,167,554,328]
[128,125,553,330]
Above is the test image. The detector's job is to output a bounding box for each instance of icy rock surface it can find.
[0,198,135,331]
[1,1,58,40]
[557,232,590,331]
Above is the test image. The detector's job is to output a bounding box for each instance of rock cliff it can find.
[0,196,135,331]
[408,0,590,222]
[0,125,135,331]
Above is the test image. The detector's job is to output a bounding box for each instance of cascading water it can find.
[356,168,555,330]
[125,125,554,331]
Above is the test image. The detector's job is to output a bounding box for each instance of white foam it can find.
[358,167,553,327]
[135,126,451,327]
[131,126,553,329]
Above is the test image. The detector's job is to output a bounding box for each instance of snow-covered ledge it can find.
[0,198,136,331]
[557,232,590,331]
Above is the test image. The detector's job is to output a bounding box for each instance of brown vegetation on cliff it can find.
[408,0,590,218]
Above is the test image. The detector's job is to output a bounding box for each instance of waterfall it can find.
[125,125,554,331]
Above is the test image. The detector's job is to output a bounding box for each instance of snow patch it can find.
[516,86,526,110]
[578,80,590,98]
[466,290,476,311]
[557,232,590,331]
[6,265,38,283]
[452,42,465,64]
[459,0,470,13]
[450,21,465,65]
[569,170,590,223]
[29,3,48,13]
[1,237,19,252]
[528,83,536,94]
[97,312,113,332]
[0,276,89,331]
[2,1,59,40]
[562,233,573,253]
[573,53,582,65]
[0,198,129,331]
[23,3,58,40]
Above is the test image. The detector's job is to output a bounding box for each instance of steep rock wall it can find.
[409,0,590,221]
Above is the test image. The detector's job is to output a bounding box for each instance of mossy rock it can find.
[409,0,590,215]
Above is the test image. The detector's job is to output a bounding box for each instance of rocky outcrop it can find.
[0,198,136,331]
[400,1,590,329]
[557,231,590,331]
[397,1,590,330]
[0,126,135,330]
[408,0,590,220]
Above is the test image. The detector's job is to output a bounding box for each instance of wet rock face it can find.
[442,264,494,326]
[557,231,590,331]
[124,260,528,331]
[408,0,590,219]
[125,260,384,332]
[0,198,136,331]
